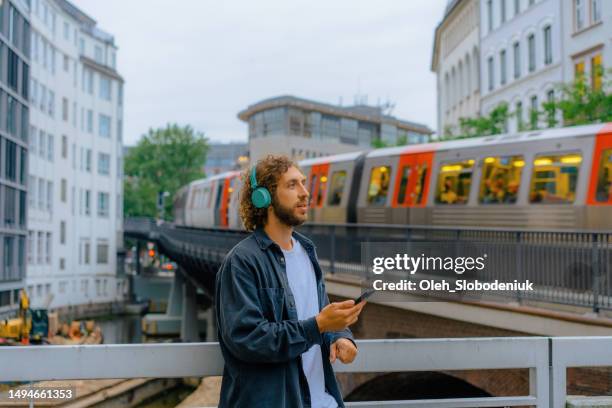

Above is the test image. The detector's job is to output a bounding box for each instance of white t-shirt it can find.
[282,237,338,408]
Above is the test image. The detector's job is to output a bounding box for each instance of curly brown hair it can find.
[239,155,300,231]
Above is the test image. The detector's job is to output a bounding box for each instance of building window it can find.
[530,95,539,128]
[99,76,111,101]
[592,54,603,90]
[97,192,109,217]
[60,221,66,244]
[528,33,536,72]
[500,50,507,85]
[501,0,506,23]
[575,0,585,31]
[487,0,493,31]
[543,25,552,65]
[98,153,110,175]
[86,149,92,172]
[62,97,68,121]
[516,101,523,130]
[514,0,520,15]
[99,114,111,138]
[61,135,68,159]
[85,190,91,216]
[47,134,54,162]
[592,0,601,23]
[87,110,93,133]
[61,178,67,202]
[575,60,585,79]
[45,232,51,264]
[96,241,109,264]
[487,56,495,91]
[94,45,103,64]
[546,90,556,127]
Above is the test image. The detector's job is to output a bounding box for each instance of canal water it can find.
[96,314,196,408]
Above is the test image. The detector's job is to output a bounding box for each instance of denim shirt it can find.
[215,226,354,407]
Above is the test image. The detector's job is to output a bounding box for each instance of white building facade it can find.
[432,0,481,137]
[27,0,126,311]
[562,0,608,87]
[480,0,564,133]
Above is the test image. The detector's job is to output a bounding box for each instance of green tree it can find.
[549,68,612,126]
[446,102,511,140]
[124,123,208,220]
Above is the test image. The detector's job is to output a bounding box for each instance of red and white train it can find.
[173,123,612,230]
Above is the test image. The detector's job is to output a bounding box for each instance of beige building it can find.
[238,95,433,162]
[431,0,481,137]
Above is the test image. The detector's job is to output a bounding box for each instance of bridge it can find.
[120,218,612,402]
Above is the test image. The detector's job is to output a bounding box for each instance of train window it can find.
[435,160,474,204]
[479,155,524,204]
[529,153,582,204]
[397,166,411,205]
[367,166,392,206]
[327,170,347,206]
[316,174,328,206]
[414,164,428,204]
[596,149,612,203]
[308,175,317,207]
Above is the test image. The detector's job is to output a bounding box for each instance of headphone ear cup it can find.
[251,187,271,209]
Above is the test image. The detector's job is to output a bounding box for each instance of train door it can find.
[586,126,612,227]
[214,181,224,227]
[391,152,433,224]
[307,163,330,221]
[219,176,236,228]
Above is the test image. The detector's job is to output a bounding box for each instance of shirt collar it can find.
[253,225,315,251]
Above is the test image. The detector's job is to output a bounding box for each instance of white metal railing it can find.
[1,337,553,407]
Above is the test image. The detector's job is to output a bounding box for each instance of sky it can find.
[72,0,448,146]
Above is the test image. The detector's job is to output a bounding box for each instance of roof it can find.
[367,123,609,158]
[238,95,433,135]
[298,151,366,167]
[189,171,241,187]
[53,0,116,45]
[431,0,467,71]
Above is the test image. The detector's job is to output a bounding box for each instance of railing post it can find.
[516,231,523,304]
[591,233,600,313]
[330,224,336,274]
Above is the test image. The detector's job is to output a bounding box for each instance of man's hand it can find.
[315,300,365,333]
[330,338,358,364]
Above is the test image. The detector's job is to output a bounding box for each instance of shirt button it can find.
[279,257,285,264]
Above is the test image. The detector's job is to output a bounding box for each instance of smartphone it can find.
[354,288,375,304]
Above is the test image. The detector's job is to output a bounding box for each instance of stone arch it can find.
[344,372,492,402]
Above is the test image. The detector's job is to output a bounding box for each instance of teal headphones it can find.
[250,165,271,209]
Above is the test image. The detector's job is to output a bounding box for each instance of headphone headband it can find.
[250,165,258,188]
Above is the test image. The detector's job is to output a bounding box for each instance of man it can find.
[215,155,365,407]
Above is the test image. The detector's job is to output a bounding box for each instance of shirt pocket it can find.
[257,287,285,322]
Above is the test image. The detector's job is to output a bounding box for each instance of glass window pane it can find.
[479,155,524,204]
[596,149,612,203]
[529,153,582,204]
[327,170,347,206]
[436,160,474,204]
[316,174,328,207]
[367,166,391,206]
[414,164,428,204]
[397,165,411,205]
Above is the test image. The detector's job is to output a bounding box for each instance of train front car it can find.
[299,151,366,224]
